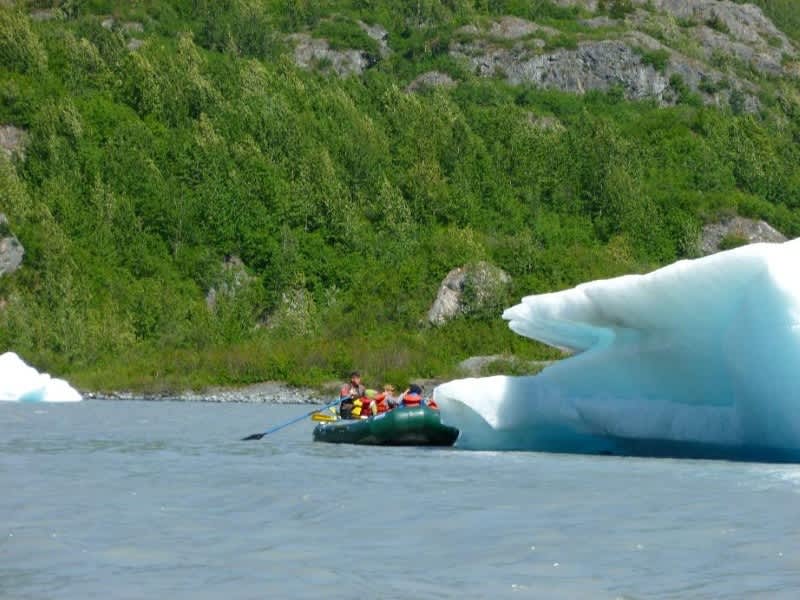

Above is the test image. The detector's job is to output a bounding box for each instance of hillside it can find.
[1,0,799,392]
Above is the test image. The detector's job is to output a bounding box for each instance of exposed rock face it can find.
[405,70,457,93]
[626,1,796,77]
[700,217,787,255]
[448,0,796,110]
[289,33,374,77]
[0,214,24,277]
[452,39,671,101]
[451,17,763,111]
[634,0,794,50]
[359,21,390,57]
[428,261,511,325]
[0,125,26,160]
[205,255,256,311]
[467,16,559,40]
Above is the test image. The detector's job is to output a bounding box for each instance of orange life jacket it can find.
[402,393,423,407]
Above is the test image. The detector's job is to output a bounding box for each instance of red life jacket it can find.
[351,397,376,418]
[374,393,390,414]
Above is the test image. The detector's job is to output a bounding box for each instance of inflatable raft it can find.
[312,405,459,446]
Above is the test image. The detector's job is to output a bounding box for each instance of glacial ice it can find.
[434,239,800,461]
[0,352,82,402]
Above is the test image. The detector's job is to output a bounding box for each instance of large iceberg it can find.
[434,239,800,461]
[0,352,82,402]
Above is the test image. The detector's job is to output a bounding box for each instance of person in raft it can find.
[375,384,401,411]
[339,371,366,419]
[400,384,439,409]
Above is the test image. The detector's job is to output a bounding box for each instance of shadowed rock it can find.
[428,262,511,325]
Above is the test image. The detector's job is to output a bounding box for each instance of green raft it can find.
[312,405,459,446]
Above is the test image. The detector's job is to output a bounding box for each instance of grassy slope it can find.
[1,0,799,391]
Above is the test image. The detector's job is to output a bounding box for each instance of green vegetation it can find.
[1,0,800,392]
[718,232,750,251]
[635,47,670,73]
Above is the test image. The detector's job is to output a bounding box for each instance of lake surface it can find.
[2,400,800,599]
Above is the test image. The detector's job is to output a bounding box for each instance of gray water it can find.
[2,401,800,599]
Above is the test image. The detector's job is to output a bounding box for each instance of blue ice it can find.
[434,239,800,461]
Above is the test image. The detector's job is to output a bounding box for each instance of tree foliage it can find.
[1,0,799,390]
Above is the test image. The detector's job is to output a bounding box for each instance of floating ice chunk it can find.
[0,352,82,402]
[435,239,800,460]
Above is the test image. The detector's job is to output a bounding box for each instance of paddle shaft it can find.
[241,397,341,440]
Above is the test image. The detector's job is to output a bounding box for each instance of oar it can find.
[241,398,341,441]
[311,412,337,422]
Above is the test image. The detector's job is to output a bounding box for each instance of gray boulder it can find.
[288,33,374,77]
[0,125,26,160]
[700,216,786,255]
[405,71,457,93]
[0,213,24,277]
[428,261,511,325]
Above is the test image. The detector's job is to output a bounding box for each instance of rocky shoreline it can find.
[83,381,327,404]
[80,355,555,403]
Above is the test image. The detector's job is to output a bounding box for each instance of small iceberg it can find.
[0,352,82,402]
[435,239,800,461]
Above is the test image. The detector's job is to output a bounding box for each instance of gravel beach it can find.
[84,381,327,404]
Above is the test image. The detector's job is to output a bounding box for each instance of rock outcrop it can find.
[0,214,24,277]
[289,33,375,77]
[205,255,256,311]
[359,21,390,57]
[700,216,786,255]
[448,3,792,111]
[451,38,672,101]
[428,261,511,325]
[405,70,457,93]
[0,125,26,160]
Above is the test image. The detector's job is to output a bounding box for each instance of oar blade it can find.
[311,413,337,422]
[241,432,265,441]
